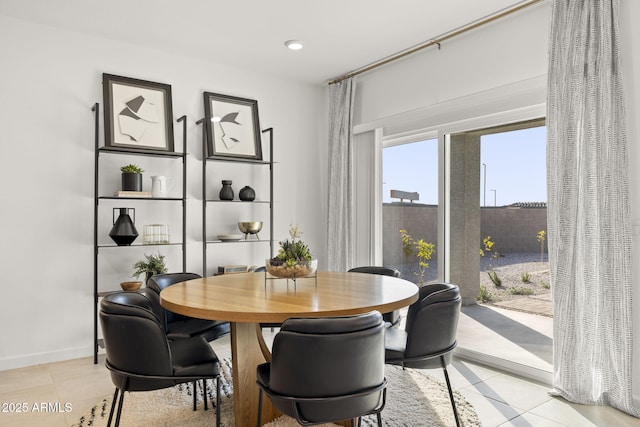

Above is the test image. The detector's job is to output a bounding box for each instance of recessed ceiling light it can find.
[284,40,303,50]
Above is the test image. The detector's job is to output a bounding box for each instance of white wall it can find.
[353,3,549,130]
[0,15,326,370]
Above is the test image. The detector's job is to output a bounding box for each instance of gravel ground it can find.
[391,252,551,303]
[479,252,550,303]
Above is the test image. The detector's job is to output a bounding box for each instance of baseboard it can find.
[454,346,553,386]
[0,345,93,371]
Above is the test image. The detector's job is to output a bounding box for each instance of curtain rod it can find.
[328,0,544,85]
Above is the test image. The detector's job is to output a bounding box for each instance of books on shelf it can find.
[114,191,152,198]
[218,265,248,274]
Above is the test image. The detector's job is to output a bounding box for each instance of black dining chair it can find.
[348,266,402,326]
[256,311,387,427]
[145,272,231,342]
[384,282,462,427]
[145,272,230,410]
[99,292,222,427]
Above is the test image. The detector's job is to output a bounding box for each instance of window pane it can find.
[382,139,438,284]
[481,126,547,206]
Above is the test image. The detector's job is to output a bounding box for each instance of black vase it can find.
[122,173,142,192]
[239,185,255,201]
[219,180,234,200]
[109,208,138,246]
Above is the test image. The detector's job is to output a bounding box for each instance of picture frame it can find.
[203,92,262,160]
[103,73,174,152]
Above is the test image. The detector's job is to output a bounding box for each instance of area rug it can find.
[73,358,481,426]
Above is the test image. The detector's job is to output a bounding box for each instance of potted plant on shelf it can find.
[266,224,317,280]
[121,164,144,192]
[132,252,168,283]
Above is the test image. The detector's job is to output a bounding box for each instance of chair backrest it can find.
[348,266,402,325]
[99,292,173,381]
[146,273,202,325]
[404,283,461,365]
[348,266,401,277]
[269,311,385,422]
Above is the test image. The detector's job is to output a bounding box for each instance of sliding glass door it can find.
[379,120,552,382]
[448,120,552,382]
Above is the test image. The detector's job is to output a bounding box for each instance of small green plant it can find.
[400,229,435,284]
[477,285,496,303]
[481,235,501,285]
[480,235,499,269]
[121,164,144,174]
[487,270,502,286]
[509,286,535,296]
[132,252,167,280]
[521,272,531,283]
[541,280,550,289]
[274,224,313,267]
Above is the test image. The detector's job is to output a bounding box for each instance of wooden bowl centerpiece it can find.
[120,281,142,291]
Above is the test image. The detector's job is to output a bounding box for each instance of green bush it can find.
[488,271,502,286]
[508,286,534,296]
[521,272,531,283]
[477,285,496,303]
[400,229,435,284]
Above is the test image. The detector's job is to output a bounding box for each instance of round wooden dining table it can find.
[160,271,419,427]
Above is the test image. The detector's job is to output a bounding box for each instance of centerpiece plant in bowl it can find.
[266,225,317,279]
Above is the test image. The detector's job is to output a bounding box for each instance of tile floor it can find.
[0,333,638,427]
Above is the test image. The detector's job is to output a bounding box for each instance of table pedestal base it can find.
[231,322,278,427]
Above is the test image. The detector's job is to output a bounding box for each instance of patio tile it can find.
[498,411,565,426]
[457,387,523,426]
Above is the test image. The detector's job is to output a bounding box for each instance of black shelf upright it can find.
[92,104,188,364]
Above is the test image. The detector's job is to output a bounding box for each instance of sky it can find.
[382,126,547,205]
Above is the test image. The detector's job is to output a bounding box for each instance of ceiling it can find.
[0,0,529,85]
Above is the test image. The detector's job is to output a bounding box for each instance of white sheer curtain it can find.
[547,0,639,416]
[327,78,356,271]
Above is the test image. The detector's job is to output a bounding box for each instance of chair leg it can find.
[193,380,197,411]
[442,364,461,427]
[203,379,208,411]
[216,377,221,427]
[256,388,263,427]
[106,387,119,427]
[376,412,383,427]
[113,381,127,427]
